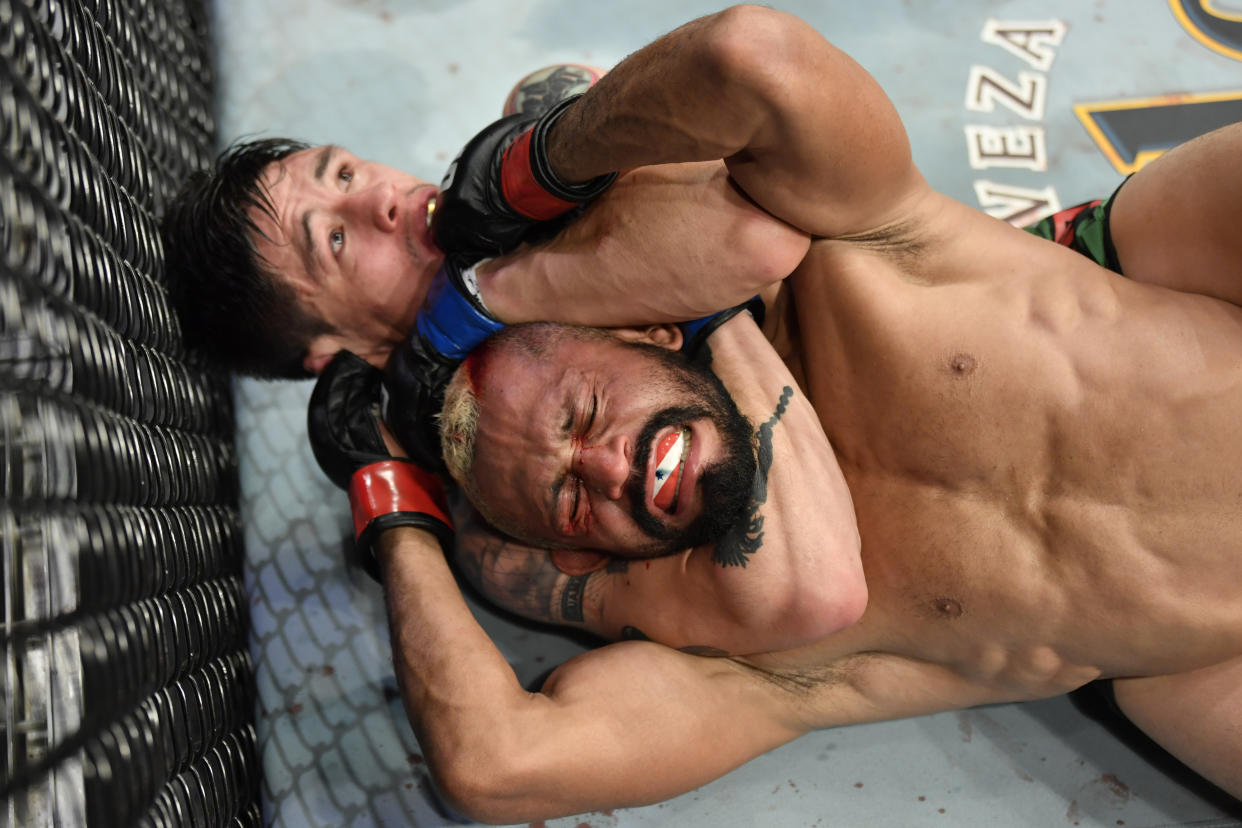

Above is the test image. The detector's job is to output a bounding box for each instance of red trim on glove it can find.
[348,460,454,540]
[500,129,577,220]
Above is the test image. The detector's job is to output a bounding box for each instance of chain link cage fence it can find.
[2,0,262,825]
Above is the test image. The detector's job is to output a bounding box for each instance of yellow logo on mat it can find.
[1074,90,1242,174]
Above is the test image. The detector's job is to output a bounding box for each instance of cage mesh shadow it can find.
[2,0,261,825]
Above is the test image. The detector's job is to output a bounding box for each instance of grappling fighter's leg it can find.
[1112,654,1242,800]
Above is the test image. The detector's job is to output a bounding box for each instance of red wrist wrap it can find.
[501,129,577,220]
[348,460,453,540]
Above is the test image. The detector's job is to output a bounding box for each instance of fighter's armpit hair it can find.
[825,216,928,273]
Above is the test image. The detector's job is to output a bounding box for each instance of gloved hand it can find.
[413,255,505,362]
[431,95,617,259]
[382,332,461,478]
[679,297,768,360]
[308,350,454,582]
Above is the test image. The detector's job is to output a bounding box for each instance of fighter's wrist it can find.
[468,256,530,324]
[371,524,446,575]
[529,95,617,200]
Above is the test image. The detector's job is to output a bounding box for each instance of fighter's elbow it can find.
[704,6,816,102]
[432,752,533,826]
[780,537,869,644]
[431,730,580,826]
[809,571,869,639]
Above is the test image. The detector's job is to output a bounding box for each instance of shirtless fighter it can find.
[308,5,1242,823]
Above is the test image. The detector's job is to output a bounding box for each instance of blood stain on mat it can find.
[1095,773,1131,802]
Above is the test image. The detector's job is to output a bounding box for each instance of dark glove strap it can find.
[528,95,618,204]
[355,512,456,583]
[682,297,767,358]
[348,460,454,540]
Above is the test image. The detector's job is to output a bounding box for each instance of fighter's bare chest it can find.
[776,243,1242,676]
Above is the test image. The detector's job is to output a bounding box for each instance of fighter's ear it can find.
[609,324,683,351]
[550,548,613,576]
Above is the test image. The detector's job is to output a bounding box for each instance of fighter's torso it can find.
[759,194,1242,702]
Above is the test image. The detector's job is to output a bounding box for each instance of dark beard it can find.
[621,350,757,554]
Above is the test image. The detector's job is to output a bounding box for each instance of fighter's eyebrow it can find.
[313,144,338,182]
[297,145,339,280]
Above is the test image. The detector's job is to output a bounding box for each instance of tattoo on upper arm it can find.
[712,385,794,568]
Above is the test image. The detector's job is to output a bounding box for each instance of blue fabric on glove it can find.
[414,258,506,360]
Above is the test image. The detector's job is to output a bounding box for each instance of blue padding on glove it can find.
[414,264,506,360]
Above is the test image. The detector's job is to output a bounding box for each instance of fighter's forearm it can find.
[543,4,916,240]
[545,7,778,183]
[374,527,545,817]
[477,162,809,328]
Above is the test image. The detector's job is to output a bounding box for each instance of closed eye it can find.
[585,392,598,434]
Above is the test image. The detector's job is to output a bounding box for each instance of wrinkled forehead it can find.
[466,324,620,396]
[246,159,294,245]
[249,145,335,230]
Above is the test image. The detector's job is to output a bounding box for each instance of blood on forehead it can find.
[463,343,493,398]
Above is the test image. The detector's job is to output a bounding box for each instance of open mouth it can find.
[651,427,690,513]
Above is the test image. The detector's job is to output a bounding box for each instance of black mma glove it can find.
[431,95,617,259]
[381,333,461,478]
[308,351,454,582]
[679,297,767,361]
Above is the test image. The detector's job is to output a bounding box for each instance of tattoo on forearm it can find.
[455,507,594,625]
[712,385,793,568]
[560,575,587,622]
